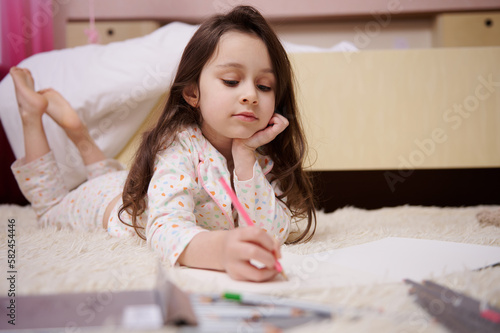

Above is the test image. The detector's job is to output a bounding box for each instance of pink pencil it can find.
[214,168,287,280]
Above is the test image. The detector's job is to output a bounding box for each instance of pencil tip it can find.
[281,271,288,281]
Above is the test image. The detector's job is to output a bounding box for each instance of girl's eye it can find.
[257,85,271,92]
[222,80,238,87]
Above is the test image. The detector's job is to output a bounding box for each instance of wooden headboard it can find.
[291,47,500,171]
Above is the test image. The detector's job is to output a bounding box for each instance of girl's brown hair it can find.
[120,5,316,243]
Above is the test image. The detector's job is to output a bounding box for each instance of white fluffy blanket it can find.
[1,204,499,332]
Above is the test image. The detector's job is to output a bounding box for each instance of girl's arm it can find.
[233,160,291,243]
[146,148,209,265]
[232,113,289,180]
[232,113,291,243]
[178,227,282,281]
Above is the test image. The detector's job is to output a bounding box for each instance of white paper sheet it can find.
[172,237,500,293]
[310,237,500,282]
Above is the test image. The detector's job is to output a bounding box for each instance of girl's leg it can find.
[39,88,123,179]
[11,67,124,230]
[39,88,124,230]
[10,67,67,219]
[10,67,50,163]
[39,88,106,166]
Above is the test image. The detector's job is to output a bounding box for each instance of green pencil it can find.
[222,292,332,317]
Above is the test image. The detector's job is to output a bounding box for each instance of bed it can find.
[1,12,500,333]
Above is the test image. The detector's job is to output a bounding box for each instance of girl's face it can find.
[196,31,276,147]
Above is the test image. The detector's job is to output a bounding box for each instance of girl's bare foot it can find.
[39,88,107,165]
[11,67,51,162]
[39,88,83,132]
[10,67,48,122]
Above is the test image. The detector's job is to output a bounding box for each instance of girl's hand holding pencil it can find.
[215,167,287,282]
[178,227,284,282]
[220,227,284,282]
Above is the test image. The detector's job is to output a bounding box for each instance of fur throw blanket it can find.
[1,204,499,332]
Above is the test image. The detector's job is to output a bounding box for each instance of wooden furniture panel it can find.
[290,47,500,171]
[433,12,500,47]
[66,21,160,47]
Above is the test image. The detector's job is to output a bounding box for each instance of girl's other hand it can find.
[221,227,282,282]
[232,112,288,180]
[236,112,289,151]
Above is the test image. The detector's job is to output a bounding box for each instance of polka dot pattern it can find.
[12,151,127,231]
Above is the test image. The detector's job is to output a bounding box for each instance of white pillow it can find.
[282,40,358,53]
[0,22,198,190]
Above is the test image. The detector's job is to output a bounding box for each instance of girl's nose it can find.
[240,85,258,105]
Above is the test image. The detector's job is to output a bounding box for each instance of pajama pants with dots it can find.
[11,151,134,234]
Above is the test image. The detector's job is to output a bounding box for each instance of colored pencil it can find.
[189,293,327,332]
[405,279,500,333]
[422,280,500,324]
[221,292,332,317]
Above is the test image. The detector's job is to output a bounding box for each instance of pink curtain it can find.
[0,0,54,80]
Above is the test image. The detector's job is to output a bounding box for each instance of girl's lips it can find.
[233,112,257,122]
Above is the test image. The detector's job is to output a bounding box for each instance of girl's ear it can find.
[182,84,199,108]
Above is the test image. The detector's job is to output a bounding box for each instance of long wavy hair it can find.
[119,5,316,243]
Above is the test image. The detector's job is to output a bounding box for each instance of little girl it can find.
[11,6,316,282]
